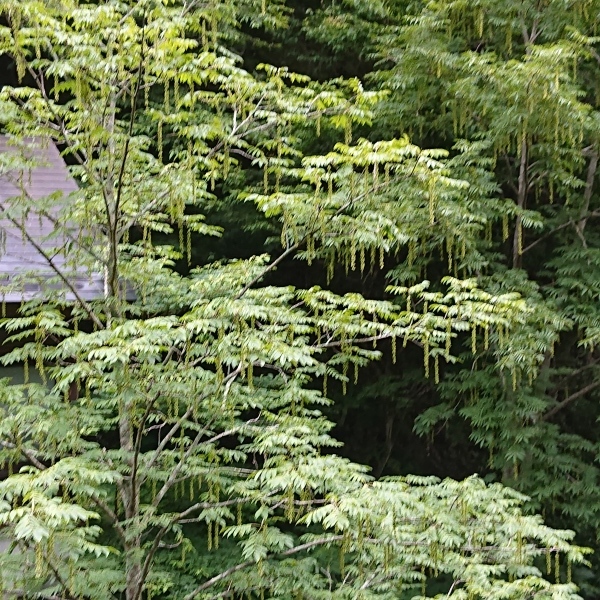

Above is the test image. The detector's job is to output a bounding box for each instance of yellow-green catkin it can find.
[211,18,217,46]
[164,80,170,113]
[207,521,213,550]
[345,121,352,144]
[471,325,477,354]
[392,335,397,364]
[424,337,430,378]
[502,213,509,241]
[174,75,180,108]
[35,544,44,578]
[408,239,415,267]
[263,165,268,194]
[158,120,163,161]
[286,487,295,520]
[337,543,346,577]
[506,24,513,54]
[453,103,458,136]
[429,182,436,224]
[555,551,560,583]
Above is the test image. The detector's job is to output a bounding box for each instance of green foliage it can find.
[287,0,600,594]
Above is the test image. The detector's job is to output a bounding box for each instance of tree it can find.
[0,1,589,599]
[298,0,600,591]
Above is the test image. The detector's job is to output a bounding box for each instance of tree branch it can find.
[183,536,344,600]
[0,203,103,328]
[543,380,600,421]
[235,182,389,300]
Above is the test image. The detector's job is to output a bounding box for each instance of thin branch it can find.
[0,203,103,328]
[235,183,387,300]
[447,579,464,598]
[151,417,260,510]
[543,380,600,421]
[521,209,600,254]
[136,497,252,600]
[314,332,393,350]
[139,403,194,481]
[1,173,104,264]
[520,219,575,254]
[21,446,47,471]
[25,64,95,181]
[89,493,127,543]
[183,536,344,600]
[114,19,146,221]
[118,187,173,235]
[6,441,126,541]
[235,241,301,300]
[142,389,217,480]
[131,389,161,502]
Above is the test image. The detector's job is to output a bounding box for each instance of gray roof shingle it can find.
[0,136,104,301]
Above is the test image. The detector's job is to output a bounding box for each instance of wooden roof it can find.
[0,136,104,301]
